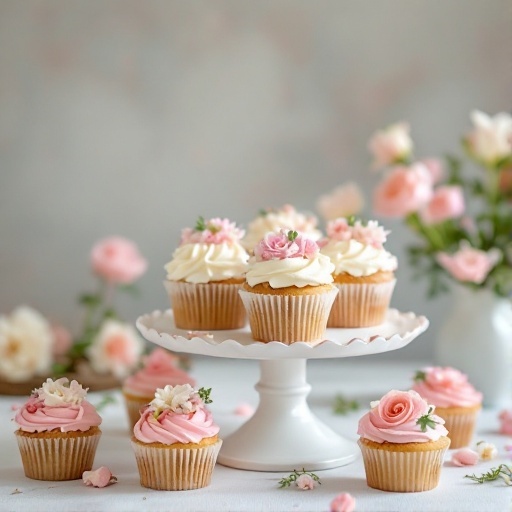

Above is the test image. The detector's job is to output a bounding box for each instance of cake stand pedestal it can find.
[136,309,428,471]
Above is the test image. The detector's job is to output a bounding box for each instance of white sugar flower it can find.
[0,306,53,382]
[477,441,498,461]
[151,384,198,414]
[86,320,144,378]
[38,377,87,406]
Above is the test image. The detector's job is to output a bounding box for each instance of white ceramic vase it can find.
[435,284,512,408]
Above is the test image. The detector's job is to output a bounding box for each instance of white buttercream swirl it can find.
[245,253,334,288]
[321,239,397,277]
[165,242,249,284]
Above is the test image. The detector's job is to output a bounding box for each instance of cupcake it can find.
[123,348,196,429]
[14,377,102,481]
[357,389,450,492]
[131,383,222,491]
[411,366,482,449]
[242,204,322,253]
[239,229,337,344]
[164,217,249,330]
[320,218,397,327]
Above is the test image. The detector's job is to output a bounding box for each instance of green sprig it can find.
[332,394,359,415]
[287,230,298,242]
[416,407,439,432]
[413,370,426,382]
[278,468,321,488]
[198,387,213,404]
[94,394,117,412]
[465,464,512,485]
[195,216,207,232]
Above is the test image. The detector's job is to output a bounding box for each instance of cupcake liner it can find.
[123,392,151,430]
[239,288,338,344]
[15,429,101,481]
[131,439,222,491]
[358,438,449,492]
[435,406,480,449]
[327,279,396,328]
[164,281,246,330]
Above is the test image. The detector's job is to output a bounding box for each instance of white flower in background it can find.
[368,122,413,169]
[0,306,53,382]
[316,182,364,221]
[466,110,512,166]
[476,441,498,461]
[38,377,87,406]
[151,384,198,414]
[86,320,144,378]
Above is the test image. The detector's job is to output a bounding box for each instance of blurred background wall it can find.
[1,0,510,360]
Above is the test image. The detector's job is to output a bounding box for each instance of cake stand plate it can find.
[136,309,428,471]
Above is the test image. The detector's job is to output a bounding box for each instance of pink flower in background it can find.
[316,182,364,221]
[499,409,512,435]
[351,220,390,249]
[330,493,356,512]
[371,390,429,428]
[234,403,255,417]
[91,237,147,285]
[181,217,245,245]
[465,110,512,166]
[326,218,352,241]
[421,158,445,184]
[368,122,413,169]
[254,230,318,261]
[451,448,479,466]
[436,242,501,284]
[83,467,117,488]
[296,474,317,490]
[51,323,72,356]
[420,185,465,224]
[373,164,433,217]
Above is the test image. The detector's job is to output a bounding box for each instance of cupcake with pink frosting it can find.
[357,389,450,492]
[131,383,221,491]
[412,366,482,448]
[14,377,102,481]
[122,348,196,429]
[239,229,337,344]
[164,217,249,330]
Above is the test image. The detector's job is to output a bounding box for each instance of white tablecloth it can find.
[1,358,510,512]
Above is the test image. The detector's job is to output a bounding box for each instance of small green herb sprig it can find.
[195,216,207,232]
[333,394,360,415]
[198,387,212,404]
[416,407,439,432]
[287,230,298,242]
[413,370,426,382]
[465,464,512,485]
[278,468,321,488]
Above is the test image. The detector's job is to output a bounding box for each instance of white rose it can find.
[38,377,87,406]
[151,384,198,414]
[86,320,144,378]
[0,306,53,382]
[316,182,365,221]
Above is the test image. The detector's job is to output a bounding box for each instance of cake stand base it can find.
[217,359,358,471]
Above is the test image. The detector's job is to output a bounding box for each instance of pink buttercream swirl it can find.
[357,389,448,444]
[123,348,195,398]
[180,217,244,245]
[15,396,102,433]
[325,218,390,249]
[411,366,483,408]
[254,229,319,261]
[134,406,219,445]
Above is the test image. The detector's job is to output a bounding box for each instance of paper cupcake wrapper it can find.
[15,430,101,481]
[131,439,222,491]
[435,407,480,449]
[164,281,246,330]
[358,439,449,492]
[123,393,151,430]
[239,288,338,344]
[327,279,396,328]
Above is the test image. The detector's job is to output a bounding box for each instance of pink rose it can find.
[254,230,319,261]
[436,242,501,284]
[91,237,147,285]
[326,218,352,241]
[330,493,356,512]
[373,164,433,217]
[421,158,445,184]
[296,474,317,490]
[499,409,512,435]
[368,122,413,169]
[371,390,430,429]
[351,220,390,249]
[420,185,465,224]
[451,448,479,467]
[83,466,117,488]
[181,217,245,245]
[316,182,364,221]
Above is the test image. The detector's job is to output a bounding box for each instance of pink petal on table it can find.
[330,492,356,512]
[451,448,479,466]
[82,467,117,488]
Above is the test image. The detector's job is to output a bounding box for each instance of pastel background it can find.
[1,1,511,360]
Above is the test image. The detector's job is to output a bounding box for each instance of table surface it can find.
[1,357,510,512]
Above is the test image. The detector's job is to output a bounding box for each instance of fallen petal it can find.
[83,467,117,488]
[451,448,479,466]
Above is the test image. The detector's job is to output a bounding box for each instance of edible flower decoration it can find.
[37,377,87,407]
[278,468,321,490]
[254,229,319,261]
[180,217,245,245]
[150,384,212,418]
[325,217,390,249]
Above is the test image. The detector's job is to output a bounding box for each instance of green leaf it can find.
[413,370,426,382]
[332,395,359,415]
[78,293,102,307]
[195,216,207,231]
[287,230,298,242]
[118,284,140,297]
[416,407,438,432]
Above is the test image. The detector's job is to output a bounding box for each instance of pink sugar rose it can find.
[368,122,413,169]
[436,242,501,284]
[181,217,244,245]
[420,185,465,224]
[316,182,364,221]
[83,466,117,488]
[373,164,433,217]
[421,158,445,184]
[451,448,479,466]
[499,409,512,435]
[296,474,317,490]
[330,493,356,512]
[351,220,390,249]
[254,230,319,261]
[91,237,147,285]
[372,389,429,428]
[326,218,352,241]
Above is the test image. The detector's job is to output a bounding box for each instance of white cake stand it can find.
[136,309,428,472]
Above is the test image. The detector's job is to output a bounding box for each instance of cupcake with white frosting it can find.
[239,229,337,344]
[320,217,397,327]
[164,217,249,330]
